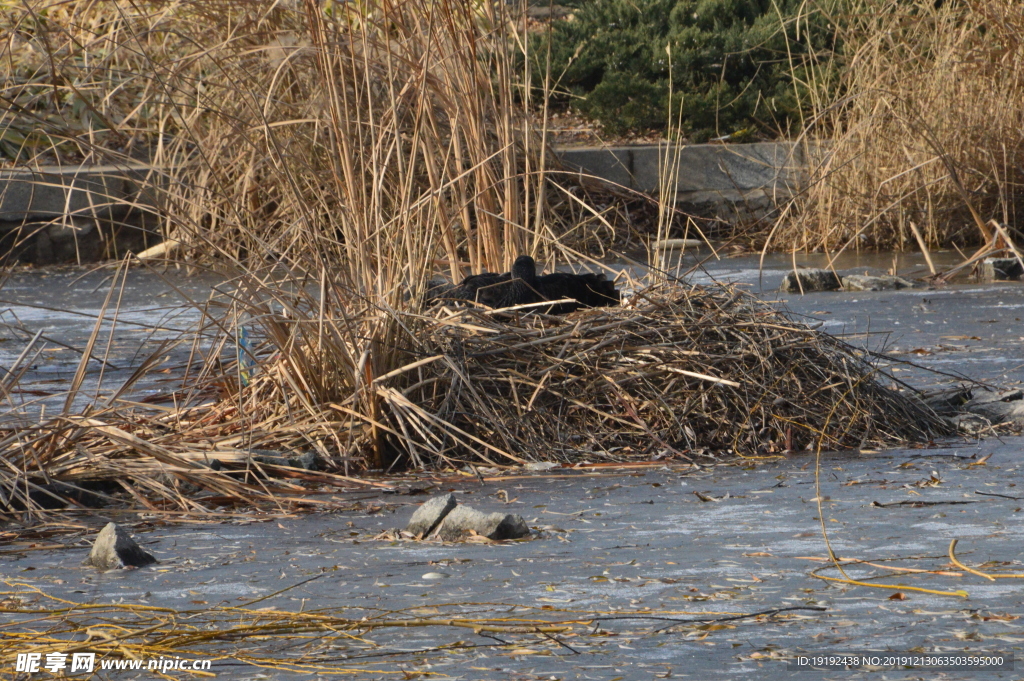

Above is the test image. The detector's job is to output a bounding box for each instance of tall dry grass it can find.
[777,0,1024,253]
[1,0,591,276]
[1,0,618,480]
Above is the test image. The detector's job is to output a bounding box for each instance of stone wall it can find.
[555,142,810,224]
[0,164,164,266]
[0,143,813,264]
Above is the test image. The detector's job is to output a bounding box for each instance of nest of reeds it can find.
[381,281,952,468]
[0,278,954,519]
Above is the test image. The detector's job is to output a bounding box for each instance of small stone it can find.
[920,388,973,416]
[434,504,530,542]
[780,269,841,293]
[980,257,1024,281]
[422,572,450,580]
[405,493,458,538]
[29,482,108,510]
[950,413,990,435]
[251,449,318,470]
[524,462,559,471]
[292,451,318,470]
[525,4,573,20]
[82,522,156,570]
[841,274,918,291]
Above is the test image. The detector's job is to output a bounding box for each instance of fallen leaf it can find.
[889,592,908,600]
[980,612,1019,622]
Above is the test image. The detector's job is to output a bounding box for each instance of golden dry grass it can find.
[777,0,1024,253]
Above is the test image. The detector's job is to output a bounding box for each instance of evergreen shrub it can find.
[540,0,840,140]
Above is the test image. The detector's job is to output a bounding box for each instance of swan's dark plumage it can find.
[535,271,619,314]
[426,255,619,314]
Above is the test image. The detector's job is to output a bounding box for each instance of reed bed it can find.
[0,408,375,517]
[1,274,953,517]
[777,0,1024,253]
[0,0,619,273]
[0,0,958,520]
[0,0,626,518]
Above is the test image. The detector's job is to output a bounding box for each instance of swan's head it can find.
[511,255,537,281]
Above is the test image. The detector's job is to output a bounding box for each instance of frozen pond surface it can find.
[6,444,1024,679]
[2,253,1024,678]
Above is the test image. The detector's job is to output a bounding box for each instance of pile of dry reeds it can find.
[0,408,376,516]
[778,0,1024,253]
[382,281,952,468]
[0,275,953,517]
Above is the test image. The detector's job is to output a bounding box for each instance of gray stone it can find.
[434,504,530,542]
[0,208,161,265]
[525,4,572,19]
[950,413,991,435]
[780,268,842,293]
[557,147,635,191]
[556,143,809,218]
[0,162,165,265]
[82,522,156,570]
[643,143,805,196]
[252,449,319,470]
[962,389,1024,425]
[920,387,973,416]
[47,218,100,263]
[0,163,160,222]
[405,493,458,538]
[30,482,109,510]
[555,141,832,225]
[524,461,559,471]
[980,257,1024,281]
[841,274,918,291]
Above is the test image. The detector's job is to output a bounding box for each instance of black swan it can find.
[535,270,619,314]
[427,256,620,314]
[427,255,542,309]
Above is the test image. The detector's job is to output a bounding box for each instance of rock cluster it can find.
[780,268,917,293]
[404,493,530,542]
[922,387,1024,433]
[981,257,1024,281]
[781,258,1024,294]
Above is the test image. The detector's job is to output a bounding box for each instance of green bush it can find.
[539,0,840,140]
[583,72,669,134]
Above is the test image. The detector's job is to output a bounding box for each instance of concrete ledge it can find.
[556,142,806,194]
[0,143,811,264]
[0,163,162,221]
[555,142,809,223]
[0,163,164,265]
